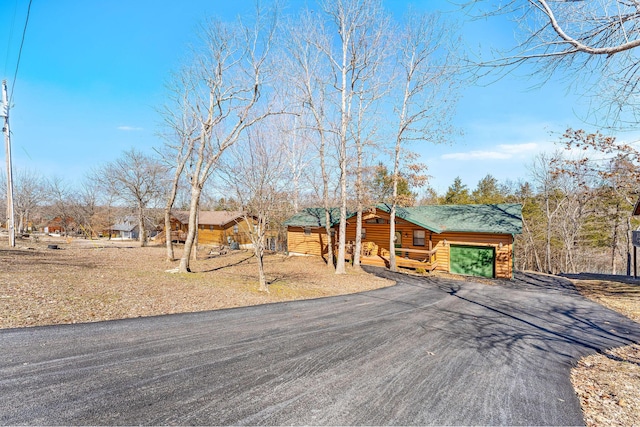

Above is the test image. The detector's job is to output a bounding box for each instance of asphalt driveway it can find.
[1,269,639,425]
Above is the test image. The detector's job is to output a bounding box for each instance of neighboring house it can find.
[110,216,139,240]
[44,216,76,235]
[284,204,523,279]
[167,210,254,247]
[110,216,160,240]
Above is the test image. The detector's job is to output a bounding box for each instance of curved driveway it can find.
[1,269,640,425]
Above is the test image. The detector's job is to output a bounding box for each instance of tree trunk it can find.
[353,209,362,270]
[389,203,397,272]
[611,203,620,275]
[178,185,203,273]
[323,211,335,270]
[522,217,542,272]
[353,134,364,270]
[389,136,402,272]
[194,209,199,260]
[138,203,147,248]
[336,184,347,274]
[164,166,184,262]
[255,237,268,293]
[164,209,174,261]
[335,104,348,274]
[545,195,553,274]
[319,133,334,271]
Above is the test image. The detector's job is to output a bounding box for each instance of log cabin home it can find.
[162,210,254,247]
[285,204,523,279]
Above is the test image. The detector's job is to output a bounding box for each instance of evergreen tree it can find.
[370,163,416,206]
[472,174,506,204]
[443,176,471,204]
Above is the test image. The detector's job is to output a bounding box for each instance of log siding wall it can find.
[168,216,254,246]
[287,226,330,258]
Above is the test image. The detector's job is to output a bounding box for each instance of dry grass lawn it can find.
[0,235,392,329]
[569,278,640,427]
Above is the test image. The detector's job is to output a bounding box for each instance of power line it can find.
[9,0,33,106]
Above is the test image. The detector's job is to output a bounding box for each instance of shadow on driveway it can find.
[1,268,639,425]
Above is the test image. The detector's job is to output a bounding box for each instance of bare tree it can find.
[12,169,45,234]
[72,177,104,239]
[466,0,640,126]
[158,81,198,261]
[283,9,338,271]
[388,12,461,271]
[528,151,566,274]
[95,148,166,247]
[280,113,314,213]
[219,126,289,292]
[323,0,392,274]
[548,157,593,273]
[557,128,640,273]
[171,7,278,273]
[351,85,387,269]
[291,0,390,274]
[509,180,544,272]
[45,176,76,236]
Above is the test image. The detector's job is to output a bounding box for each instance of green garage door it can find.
[450,245,495,278]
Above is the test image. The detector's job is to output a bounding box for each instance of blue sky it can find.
[2,0,636,195]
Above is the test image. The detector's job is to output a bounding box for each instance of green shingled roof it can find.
[283,207,345,228]
[377,203,522,235]
[285,204,522,235]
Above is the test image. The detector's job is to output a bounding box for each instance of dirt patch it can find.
[0,235,393,329]
[569,278,640,427]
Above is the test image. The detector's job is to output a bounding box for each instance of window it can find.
[233,224,239,234]
[210,225,214,230]
[361,228,366,239]
[413,230,426,246]
[365,218,386,224]
[304,226,311,236]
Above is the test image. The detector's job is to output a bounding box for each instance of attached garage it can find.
[449,245,495,278]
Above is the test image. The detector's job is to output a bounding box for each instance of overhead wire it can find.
[9,0,33,106]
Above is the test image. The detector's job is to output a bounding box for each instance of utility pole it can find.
[1,80,16,247]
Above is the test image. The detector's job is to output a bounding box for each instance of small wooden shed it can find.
[285,204,522,279]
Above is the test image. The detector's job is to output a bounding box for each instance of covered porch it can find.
[342,241,438,271]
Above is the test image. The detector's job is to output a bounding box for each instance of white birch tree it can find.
[283,9,338,270]
[158,80,198,261]
[388,12,462,271]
